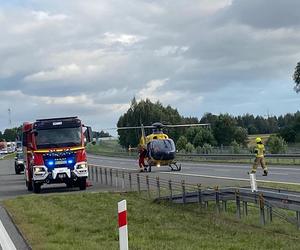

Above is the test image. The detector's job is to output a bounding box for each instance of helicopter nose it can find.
[151,151,175,161]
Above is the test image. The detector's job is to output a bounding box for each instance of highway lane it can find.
[0,159,28,201]
[0,158,116,201]
[87,154,300,187]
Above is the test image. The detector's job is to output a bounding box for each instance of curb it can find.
[2,206,32,250]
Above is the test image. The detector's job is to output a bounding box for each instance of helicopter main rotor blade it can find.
[164,123,210,128]
[104,123,210,130]
[105,126,155,130]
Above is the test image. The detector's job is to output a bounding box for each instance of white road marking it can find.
[159,172,300,186]
[88,155,135,163]
[120,162,132,165]
[269,172,289,176]
[89,164,134,171]
[183,163,300,172]
[0,219,16,250]
[211,169,231,172]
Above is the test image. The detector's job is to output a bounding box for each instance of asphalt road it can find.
[0,159,28,201]
[0,158,115,201]
[2,154,299,201]
[87,154,300,187]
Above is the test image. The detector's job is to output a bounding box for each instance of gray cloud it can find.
[0,0,299,132]
[216,0,300,29]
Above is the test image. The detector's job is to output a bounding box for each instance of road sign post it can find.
[118,200,128,250]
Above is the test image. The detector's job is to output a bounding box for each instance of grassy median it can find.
[3,191,300,250]
[0,153,16,160]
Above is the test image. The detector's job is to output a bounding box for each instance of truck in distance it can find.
[22,116,92,193]
[0,140,8,154]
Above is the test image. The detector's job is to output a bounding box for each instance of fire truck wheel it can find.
[32,181,41,193]
[78,178,86,190]
[26,180,33,191]
[66,181,74,188]
[15,166,21,175]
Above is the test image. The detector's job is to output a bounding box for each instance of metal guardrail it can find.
[87,164,300,229]
[164,187,300,226]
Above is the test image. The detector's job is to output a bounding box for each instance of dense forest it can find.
[117,98,300,148]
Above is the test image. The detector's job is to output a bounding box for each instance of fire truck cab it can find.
[22,117,92,193]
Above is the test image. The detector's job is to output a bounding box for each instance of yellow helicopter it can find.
[116,122,210,172]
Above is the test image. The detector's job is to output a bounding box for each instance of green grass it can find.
[87,140,124,152]
[3,192,300,250]
[248,134,272,147]
[0,153,16,160]
[259,182,300,192]
[87,141,129,155]
[87,142,136,159]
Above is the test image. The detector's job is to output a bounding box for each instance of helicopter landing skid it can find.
[169,162,181,171]
[143,165,152,172]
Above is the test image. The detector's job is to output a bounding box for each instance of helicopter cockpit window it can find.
[149,139,175,152]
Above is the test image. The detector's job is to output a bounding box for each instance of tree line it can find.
[1,98,299,150]
[117,98,300,150]
[0,126,22,142]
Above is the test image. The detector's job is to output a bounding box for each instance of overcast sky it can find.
[0,0,299,132]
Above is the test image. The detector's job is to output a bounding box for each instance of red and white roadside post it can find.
[250,173,257,192]
[118,200,128,250]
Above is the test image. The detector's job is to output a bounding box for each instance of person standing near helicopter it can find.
[138,146,147,172]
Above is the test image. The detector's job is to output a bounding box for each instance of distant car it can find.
[16,141,22,152]
[14,152,25,174]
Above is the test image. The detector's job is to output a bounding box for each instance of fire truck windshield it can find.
[35,127,81,149]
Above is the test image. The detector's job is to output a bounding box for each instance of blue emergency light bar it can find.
[47,160,54,166]
[45,158,74,167]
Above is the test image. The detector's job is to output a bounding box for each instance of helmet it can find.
[255,137,262,143]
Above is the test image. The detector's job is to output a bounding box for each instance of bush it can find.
[176,136,188,151]
[193,129,216,147]
[230,140,241,154]
[202,143,213,154]
[196,146,203,154]
[266,135,287,154]
[234,127,248,146]
[185,142,195,153]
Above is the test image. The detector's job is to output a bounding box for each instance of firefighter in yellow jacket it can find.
[249,137,268,176]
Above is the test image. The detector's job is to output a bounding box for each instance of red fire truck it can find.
[22,117,92,193]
